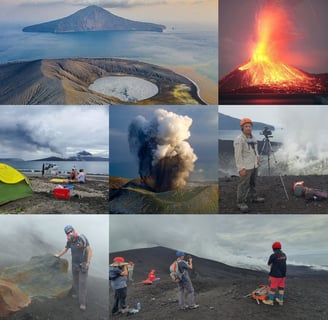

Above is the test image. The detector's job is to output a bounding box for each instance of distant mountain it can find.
[22,5,166,33]
[32,155,108,162]
[219,113,275,131]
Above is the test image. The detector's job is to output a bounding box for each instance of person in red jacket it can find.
[263,241,287,306]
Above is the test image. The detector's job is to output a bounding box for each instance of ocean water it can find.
[3,160,109,176]
[219,129,284,143]
[0,23,218,84]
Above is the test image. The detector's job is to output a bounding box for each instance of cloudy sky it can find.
[0,106,109,160]
[110,105,218,181]
[219,0,328,77]
[109,215,328,270]
[0,215,109,279]
[0,0,217,26]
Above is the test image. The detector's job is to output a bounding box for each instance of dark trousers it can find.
[112,287,127,314]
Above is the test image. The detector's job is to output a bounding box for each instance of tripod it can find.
[259,135,289,200]
[259,135,277,176]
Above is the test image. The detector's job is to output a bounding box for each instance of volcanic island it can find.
[0,5,206,105]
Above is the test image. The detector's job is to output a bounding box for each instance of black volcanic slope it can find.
[109,246,328,320]
[23,5,165,33]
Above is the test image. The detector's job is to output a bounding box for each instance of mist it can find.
[109,215,328,271]
[274,107,328,175]
[0,215,109,279]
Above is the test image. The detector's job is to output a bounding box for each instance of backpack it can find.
[109,268,121,281]
[304,188,328,201]
[169,260,185,282]
[251,284,268,304]
[77,234,88,257]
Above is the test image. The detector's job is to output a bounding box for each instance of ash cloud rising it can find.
[128,108,197,192]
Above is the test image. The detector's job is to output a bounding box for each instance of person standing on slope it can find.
[176,251,199,310]
[263,241,287,306]
[234,118,264,213]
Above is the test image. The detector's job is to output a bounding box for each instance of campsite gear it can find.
[129,309,139,315]
[50,178,68,184]
[169,260,185,282]
[272,241,282,249]
[293,181,328,201]
[141,279,153,285]
[137,302,141,310]
[245,284,269,305]
[240,118,253,127]
[0,163,33,205]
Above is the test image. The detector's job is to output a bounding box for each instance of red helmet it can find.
[240,118,253,127]
[272,241,282,249]
[113,256,125,263]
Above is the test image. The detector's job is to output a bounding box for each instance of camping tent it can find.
[0,163,33,206]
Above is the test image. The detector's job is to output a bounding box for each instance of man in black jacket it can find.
[263,241,287,306]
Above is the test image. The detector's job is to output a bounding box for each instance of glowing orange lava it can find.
[238,4,311,86]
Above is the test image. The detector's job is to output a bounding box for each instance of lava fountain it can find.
[238,4,311,86]
[128,109,198,192]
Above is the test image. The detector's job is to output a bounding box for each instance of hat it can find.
[272,241,282,249]
[64,225,73,234]
[176,251,185,257]
[110,256,128,267]
[240,118,253,127]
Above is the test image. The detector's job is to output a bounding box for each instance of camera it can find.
[260,127,273,138]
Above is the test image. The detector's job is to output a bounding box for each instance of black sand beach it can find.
[0,176,109,214]
[109,247,328,320]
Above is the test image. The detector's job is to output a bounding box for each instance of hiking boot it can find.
[237,203,249,213]
[120,307,130,314]
[189,304,200,309]
[275,298,284,306]
[80,304,86,311]
[252,197,265,203]
[262,299,274,306]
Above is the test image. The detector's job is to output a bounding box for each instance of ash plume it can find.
[128,109,198,192]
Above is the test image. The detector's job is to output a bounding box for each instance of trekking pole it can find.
[280,174,289,200]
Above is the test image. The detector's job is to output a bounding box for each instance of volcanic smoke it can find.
[128,109,198,192]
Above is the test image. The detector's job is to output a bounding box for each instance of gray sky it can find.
[0,106,109,160]
[109,215,328,270]
[219,0,328,77]
[0,0,217,26]
[110,105,218,180]
[0,215,109,279]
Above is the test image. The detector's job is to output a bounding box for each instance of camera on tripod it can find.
[260,126,273,138]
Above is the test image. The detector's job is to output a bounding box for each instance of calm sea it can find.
[0,22,217,83]
[219,129,284,143]
[3,160,108,176]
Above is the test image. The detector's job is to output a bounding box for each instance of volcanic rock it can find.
[0,254,72,300]
[23,5,165,33]
[0,280,31,317]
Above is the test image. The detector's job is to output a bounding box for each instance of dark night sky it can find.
[219,0,328,77]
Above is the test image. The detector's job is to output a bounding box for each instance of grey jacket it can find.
[234,133,259,171]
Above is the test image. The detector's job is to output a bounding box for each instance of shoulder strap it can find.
[79,234,88,257]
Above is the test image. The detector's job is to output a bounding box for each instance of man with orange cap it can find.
[233,118,264,212]
[263,241,287,306]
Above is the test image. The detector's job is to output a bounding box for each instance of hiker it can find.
[42,163,45,177]
[175,251,199,310]
[54,225,92,311]
[234,118,264,213]
[78,169,86,183]
[263,241,287,306]
[127,261,134,281]
[109,257,129,315]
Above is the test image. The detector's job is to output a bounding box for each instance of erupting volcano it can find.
[128,109,197,192]
[219,3,328,103]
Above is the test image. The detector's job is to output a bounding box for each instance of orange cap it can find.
[240,118,253,127]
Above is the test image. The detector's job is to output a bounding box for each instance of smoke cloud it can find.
[128,108,198,192]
